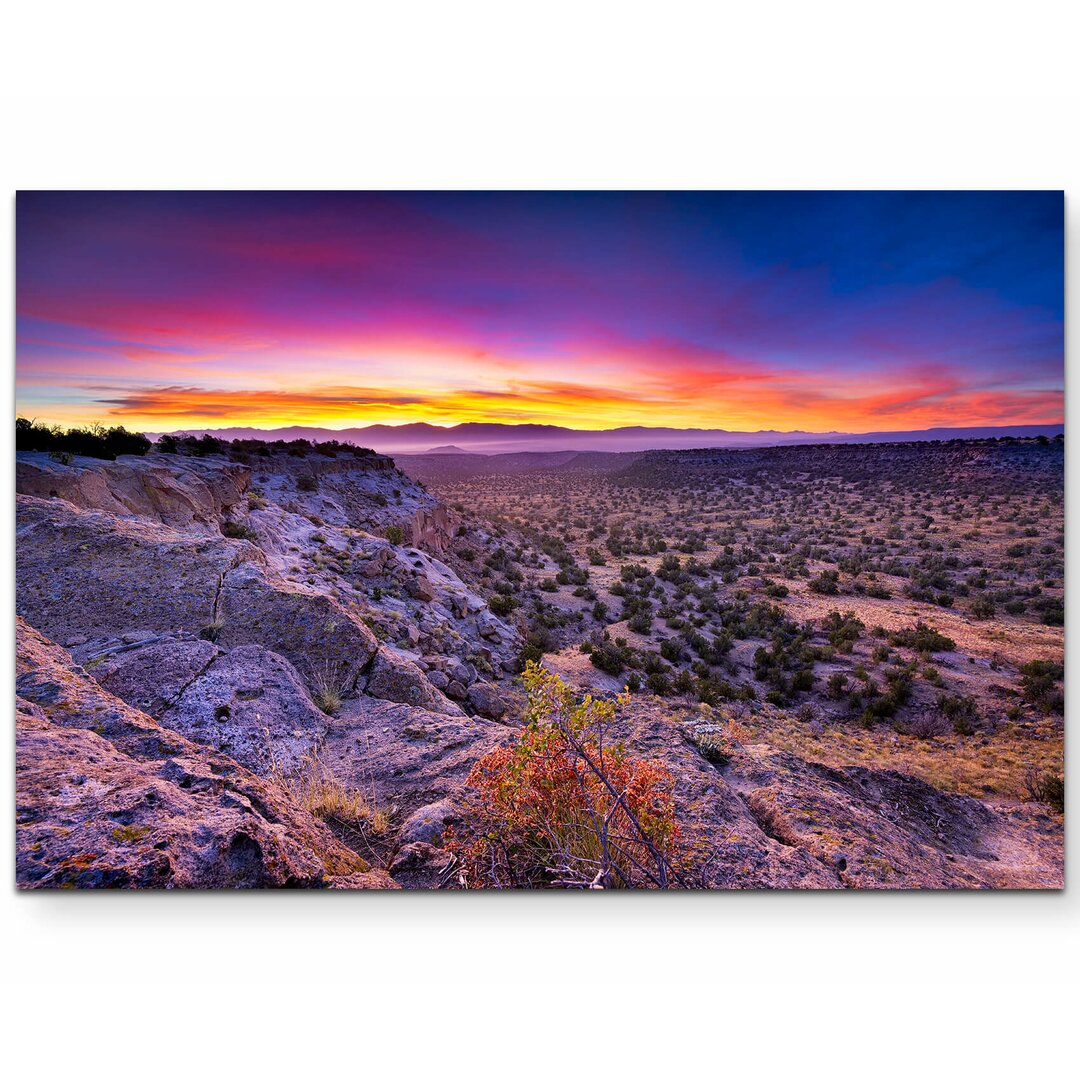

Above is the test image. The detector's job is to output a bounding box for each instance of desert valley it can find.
[15,424,1064,888]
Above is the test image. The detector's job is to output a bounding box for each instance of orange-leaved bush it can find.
[446,662,682,888]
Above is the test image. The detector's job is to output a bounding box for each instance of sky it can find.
[16,190,1064,433]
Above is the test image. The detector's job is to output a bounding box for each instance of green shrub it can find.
[888,622,956,655]
[1024,770,1064,813]
[489,593,516,617]
[809,570,840,595]
[221,520,257,541]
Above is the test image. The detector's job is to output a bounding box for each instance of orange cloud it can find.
[69,375,1062,435]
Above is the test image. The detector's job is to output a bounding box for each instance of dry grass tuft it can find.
[272,750,391,836]
[308,660,351,716]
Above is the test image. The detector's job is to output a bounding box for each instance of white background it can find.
[1,3,1077,1076]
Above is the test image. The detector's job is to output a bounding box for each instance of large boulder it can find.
[365,648,462,715]
[91,636,221,717]
[405,574,436,602]
[467,680,508,720]
[159,645,326,776]
[215,562,379,685]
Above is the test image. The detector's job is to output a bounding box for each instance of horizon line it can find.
[133,419,1066,437]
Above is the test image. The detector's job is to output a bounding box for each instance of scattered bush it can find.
[221,520,257,541]
[888,622,956,655]
[686,729,734,766]
[488,593,516,617]
[1019,659,1064,714]
[938,693,978,735]
[446,663,682,888]
[1023,769,1064,813]
[904,710,952,740]
[808,569,840,595]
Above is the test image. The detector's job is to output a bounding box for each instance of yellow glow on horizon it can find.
[20,379,1064,437]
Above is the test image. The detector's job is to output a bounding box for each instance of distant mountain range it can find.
[149,421,1065,455]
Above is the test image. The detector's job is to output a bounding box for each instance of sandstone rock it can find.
[365,648,462,715]
[610,701,1063,889]
[16,495,381,695]
[477,614,503,641]
[448,659,477,687]
[215,562,379,686]
[15,619,386,889]
[16,494,248,640]
[467,681,508,720]
[160,644,326,776]
[16,451,249,530]
[362,546,393,578]
[446,680,467,700]
[405,574,436,602]
[321,695,509,821]
[411,504,452,554]
[397,798,461,847]
[427,669,449,691]
[92,637,221,717]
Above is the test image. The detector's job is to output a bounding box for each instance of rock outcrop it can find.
[159,644,327,776]
[411,504,452,554]
[12,450,529,889]
[214,561,379,684]
[16,451,249,529]
[15,494,380,693]
[16,450,521,711]
[15,620,392,889]
[605,703,1064,889]
[16,494,245,640]
[93,636,221,716]
[323,695,510,823]
[364,649,462,715]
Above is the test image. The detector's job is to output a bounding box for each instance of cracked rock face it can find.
[12,450,527,889]
[92,637,222,717]
[15,619,393,890]
[16,495,381,694]
[214,561,379,685]
[16,495,247,639]
[159,644,328,777]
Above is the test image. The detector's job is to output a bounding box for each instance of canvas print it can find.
[14,191,1063,889]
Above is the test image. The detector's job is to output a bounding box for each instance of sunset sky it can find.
[16,191,1063,433]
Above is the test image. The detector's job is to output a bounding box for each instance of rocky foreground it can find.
[15,449,1062,888]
